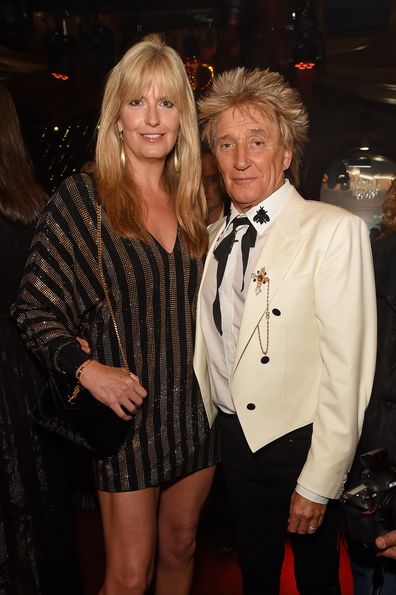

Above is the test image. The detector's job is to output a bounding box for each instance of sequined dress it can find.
[0,217,83,595]
[12,174,218,492]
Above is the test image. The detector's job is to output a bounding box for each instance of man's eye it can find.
[218,143,234,151]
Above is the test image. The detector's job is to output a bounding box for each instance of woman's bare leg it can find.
[98,487,159,595]
[155,465,216,595]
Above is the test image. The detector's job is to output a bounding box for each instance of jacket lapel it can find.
[233,189,307,371]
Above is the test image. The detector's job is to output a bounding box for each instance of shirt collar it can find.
[227,179,291,236]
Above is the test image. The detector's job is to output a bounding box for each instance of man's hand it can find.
[287,490,327,535]
[376,531,396,560]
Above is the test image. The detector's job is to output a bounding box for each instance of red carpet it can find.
[192,535,354,595]
[75,510,354,594]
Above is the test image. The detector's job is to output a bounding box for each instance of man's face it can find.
[214,105,292,212]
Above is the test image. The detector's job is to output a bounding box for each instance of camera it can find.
[341,448,396,544]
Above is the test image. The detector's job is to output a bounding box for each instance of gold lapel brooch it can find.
[251,267,269,295]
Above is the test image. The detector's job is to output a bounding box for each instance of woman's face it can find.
[117,82,180,168]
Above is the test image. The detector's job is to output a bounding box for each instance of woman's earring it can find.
[119,130,125,168]
[173,145,180,174]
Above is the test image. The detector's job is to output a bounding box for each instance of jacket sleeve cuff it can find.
[54,342,92,377]
[296,483,329,504]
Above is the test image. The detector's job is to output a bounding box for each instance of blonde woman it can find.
[13,35,218,595]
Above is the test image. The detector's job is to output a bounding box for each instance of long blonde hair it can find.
[96,34,207,258]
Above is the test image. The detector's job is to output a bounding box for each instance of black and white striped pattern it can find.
[13,174,218,492]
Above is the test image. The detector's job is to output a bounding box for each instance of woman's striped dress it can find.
[12,174,218,492]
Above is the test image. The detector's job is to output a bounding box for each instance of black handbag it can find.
[31,204,133,457]
[32,372,132,456]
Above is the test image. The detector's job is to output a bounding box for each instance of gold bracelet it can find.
[75,359,94,382]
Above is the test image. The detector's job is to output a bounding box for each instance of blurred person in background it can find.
[0,82,83,595]
[201,145,230,224]
[346,179,396,594]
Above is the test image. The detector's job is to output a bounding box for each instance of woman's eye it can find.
[129,99,142,106]
[161,99,174,108]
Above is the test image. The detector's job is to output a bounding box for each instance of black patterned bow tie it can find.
[212,216,257,335]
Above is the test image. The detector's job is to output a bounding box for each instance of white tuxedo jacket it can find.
[194,187,377,499]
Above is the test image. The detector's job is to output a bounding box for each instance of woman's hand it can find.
[78,360,147,420]
[76,336,91,354]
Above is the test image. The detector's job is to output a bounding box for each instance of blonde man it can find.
[194,67,377,594]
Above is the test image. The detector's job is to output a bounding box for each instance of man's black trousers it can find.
[216,411,341,595]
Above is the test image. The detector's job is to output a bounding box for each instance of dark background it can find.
[1,0,395,198]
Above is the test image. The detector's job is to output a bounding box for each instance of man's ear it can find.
[283,147,292,171]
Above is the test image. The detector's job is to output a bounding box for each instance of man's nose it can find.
[234,143,250,170]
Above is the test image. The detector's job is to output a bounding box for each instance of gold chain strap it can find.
[257,279,270,356]
[96,205,130,373]
[68,186,130,405]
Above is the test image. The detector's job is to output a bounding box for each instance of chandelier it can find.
[348,169,379,200]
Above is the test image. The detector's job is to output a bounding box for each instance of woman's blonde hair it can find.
[382,178,396,233]
[96,34,207,258]
[198,67,309,185]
